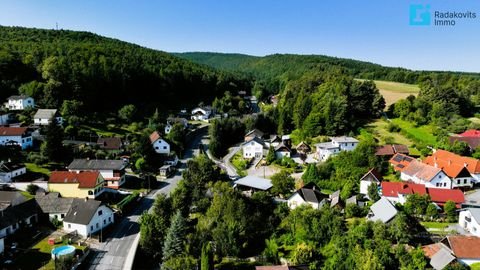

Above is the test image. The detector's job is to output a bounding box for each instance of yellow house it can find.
[48,171,105,199]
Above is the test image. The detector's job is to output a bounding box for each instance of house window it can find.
[98,210,103,216]
[155,147,159,150]
[96,223,99,229]
[104,220,106,225]
[90,225,93,231]
[68,224,71,228]
[444,183,447,187]
[465,179,468,184]
[436,183,440,187]
[54,215,58,219]
[108,217,111,222]
[61,214,65,218]
[88,191,93,195]
[457,180,461,184]
[163,146,167,149]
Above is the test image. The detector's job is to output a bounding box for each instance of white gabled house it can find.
[6,95,34,110]
[315,136,359,161]
[287,183,329,209]
[0,162,27,183]
[33,109,63,126]
[63,198,114,238]
[242,137,268,159]
[359,168,382,196]
[0,127,33,150]
[149,131,171,155]
[400,160,452,189]
[460,208,480,237]
[191,107,212,122]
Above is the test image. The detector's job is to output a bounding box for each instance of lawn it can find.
[15,234,87,270]
[356,79,420,106]
[81,123,132,137]
[391,118,437,146]
[420,222,455,230]
[25,163,52,176]
[365,119,421,156]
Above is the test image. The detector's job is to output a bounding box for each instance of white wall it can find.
[459,210,480,237]
[34,116,63,126]
[12,181,48,192]
[287,193,319,209]
[8,98,34,110]
[401,171,452,189]
[317,148,339,161]
[63,205,114,238]
[153,139,170,154]
[452,176,474,189]
[0,167,27,183]
[243,141,263,158]
[0,238,4,255]
[360,180,374,195]
[333,141,358,151]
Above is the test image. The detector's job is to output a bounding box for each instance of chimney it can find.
[85,197,88,202]
[448,160,452,166]
[434,162,438,168]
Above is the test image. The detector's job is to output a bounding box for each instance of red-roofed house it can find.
[428,150,480,184]
[381,182,426,204]
[460,130,480,137]
[427,188,464,208]
[375,144,409,157]
[48,171,105,199]
[400,160,452,189]
[149,131,170,155]
[424,153,473,189]
[0,127,32,149]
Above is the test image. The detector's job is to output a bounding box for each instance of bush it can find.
[387,123,401,132]
[26,184,40,195]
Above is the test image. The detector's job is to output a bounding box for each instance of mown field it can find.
[357,79,420,106]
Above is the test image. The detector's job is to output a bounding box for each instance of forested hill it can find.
[0,26,250,113]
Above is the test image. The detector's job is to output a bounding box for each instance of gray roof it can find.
[0,199,40,229]
[292,183,328,204]
[35,192,74,214]
[430,246,455,270]
[245,129,264,138]
[0,191,26,210]
[234,176,273,191]
[346,195,358,205]
[368,197,398,223]
[0,162,26,173]
[68,159,125,171]
[243,137,268,149]
[464,190,480,207]
[330,190,341,208]
[315,142,339,149]
[464,208,480,223]
[63,199,103,225]
[8,95,30,100]
[34,109,58,119]
[331,136,359,143]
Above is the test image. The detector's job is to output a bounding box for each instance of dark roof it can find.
[244,136,268,149]
[360,168,383,182]
[294,183,327,204]
[97,137,122,150]
[63,199,103,225]
[68,159,125,171]
[0,191,26,210]
[0,162,26,173]
[36,192,74,214]
[449,136,480,150]
[245,129,265,138]
[274,142,291,152]
[0,199,40,229]
[8,95,30,100]
[296,141,311,152]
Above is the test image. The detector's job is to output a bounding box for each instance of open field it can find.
[365,119,421,156]
[391,119,437,146]
[357,79,420,106]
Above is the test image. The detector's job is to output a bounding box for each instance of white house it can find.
[0,127,33,149]
[63,199,114,238]
[359,168,382,196]
[165,117,188,134]
[275,142,291,159]
[460,208,480,237]
[191,107,212,122]
[0,162,27,183]
[6,95,34,110]
[424,151,475,188]
[400,160,452,189]
[149,131,171,155]
[67,159,126,189]
[315,136,359,161]
[287,183,329,209]
[427,149,480,184]
[33,109,63,126]
[242,137,268,159]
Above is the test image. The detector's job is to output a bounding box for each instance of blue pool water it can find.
[51,245,75,259]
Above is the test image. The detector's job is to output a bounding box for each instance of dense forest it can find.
[0,26,251,114]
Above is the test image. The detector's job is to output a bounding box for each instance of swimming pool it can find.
[51,245,76,259]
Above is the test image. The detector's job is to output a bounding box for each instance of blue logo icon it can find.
[410,4,431,26]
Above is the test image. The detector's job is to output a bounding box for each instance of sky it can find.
[1,0,480,72]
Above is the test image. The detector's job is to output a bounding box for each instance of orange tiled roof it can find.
[389,153,415,172]
[422,243,442,258]
[428,150,480,175]
[402,160,442,182]
[448,236,480,259]
[149,131,161,143]
[49,171,101,188]
[423,156,470,178]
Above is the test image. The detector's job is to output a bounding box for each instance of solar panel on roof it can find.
[393,156,403,162]
[398,164,405,168]
[405,157,413,161]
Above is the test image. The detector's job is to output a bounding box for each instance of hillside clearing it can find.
[356,79,420,106]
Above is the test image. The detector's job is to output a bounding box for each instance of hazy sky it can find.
[1,0,480,72]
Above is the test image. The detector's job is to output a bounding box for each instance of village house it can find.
[459,208,480,237]
[359,168,383,196]
[400,160,452,189]
[233,175,273,196]
[389,153,415,172]
[0,162,26,183]
[423,236,480,267]
[0,191,40,239]
[244,129,265,142]
[62,198,114,238]
[275,142,291,159]
[426,150,480,183]
[449,129,480,152]
[266,135,282,148]
[242,137,268,159]
[33,109,63,126]
[35,192,74,221]
[296,141,311,154]
[424,150,474,189]
[67,159,126,189]
[0,127,33,149]
[165,117,188,134]
[191,106,212,121]
[315,136,359,161]
[375,144,409,157]
[0,113,12,125]
[48,171,105,199]
[367,197,398,223]
[6,95,34,110]
[149,131,171,155]
[287,183,329,209]
[97,137,123,152]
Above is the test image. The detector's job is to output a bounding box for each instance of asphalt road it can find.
[84,127,208,270]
